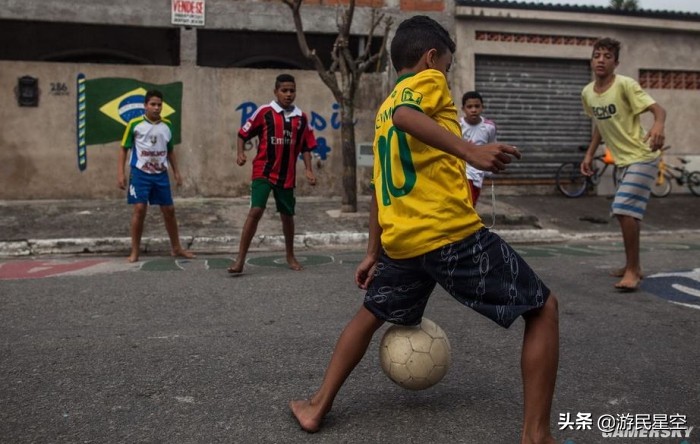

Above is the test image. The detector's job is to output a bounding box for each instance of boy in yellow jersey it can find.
[580,37,666,291]
[289,16,560,443]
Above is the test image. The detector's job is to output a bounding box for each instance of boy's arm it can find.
[117,148,129,189]
[392,106,520,173]
[581,126,603,176]
[236,136,247,166]
[301,151,316,185]
[167,150,183,187]
[355,192,382,290]
[643,102,666,151]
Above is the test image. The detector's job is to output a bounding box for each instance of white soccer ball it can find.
[379,318,451,390]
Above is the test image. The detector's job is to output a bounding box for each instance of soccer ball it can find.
[379,318,451,390]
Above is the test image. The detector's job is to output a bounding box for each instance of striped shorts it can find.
[612,159,659,220]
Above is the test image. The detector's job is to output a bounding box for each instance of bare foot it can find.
[610,267,643,278]
[614,272,641,292]
[287,257,303,271]
[227,260,243,274]
[127,253,139,263]
[289,400,325,433]
[172,248,196,259]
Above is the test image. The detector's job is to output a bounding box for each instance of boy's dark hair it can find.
[275,74,296,89]
[144,90,163,103]
[593,37,621,62]
[390,15,456,72]
[461,91,483,107]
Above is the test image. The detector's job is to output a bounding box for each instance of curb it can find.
[2,229,699,258]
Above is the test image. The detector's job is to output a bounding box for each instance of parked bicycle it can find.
[556,146,618,198]
[650,153,700,197]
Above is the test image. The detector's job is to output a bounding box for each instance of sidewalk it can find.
[0,193,698,257]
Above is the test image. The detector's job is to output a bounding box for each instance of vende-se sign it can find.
[171,0,205,26]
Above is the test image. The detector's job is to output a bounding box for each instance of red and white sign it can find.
[171,0,205,27]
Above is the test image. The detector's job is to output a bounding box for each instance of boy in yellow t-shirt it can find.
[290,15,560,443]
[580,37,666,291]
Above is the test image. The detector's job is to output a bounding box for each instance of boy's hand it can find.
[465,143,521,173]
[355,255,378,290]
[237,152,247,166]
[644,123,665,151]
[117,173,126,190]
[580,154,595,176]
[174,172,183,187]
[305,170,317,186]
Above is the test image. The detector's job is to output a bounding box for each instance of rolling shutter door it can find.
[475,56,592,181]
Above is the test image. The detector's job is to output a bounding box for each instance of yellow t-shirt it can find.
[581,75,660,166]
[372,69,483,259]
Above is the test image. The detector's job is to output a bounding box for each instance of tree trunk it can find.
[340,100,357,212]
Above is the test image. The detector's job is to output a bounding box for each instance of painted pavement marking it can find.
[641,268,700,311]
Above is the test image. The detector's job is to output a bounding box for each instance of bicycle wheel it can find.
[651,172,672,198]
[556,162,587,197]
[688,171,700,196]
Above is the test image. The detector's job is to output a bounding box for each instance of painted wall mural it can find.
[76,75,183,171]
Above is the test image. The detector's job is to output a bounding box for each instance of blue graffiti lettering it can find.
[331,103,341,130]
[314,137,331,160]
[310,112,327,131]
[236,101,258,127]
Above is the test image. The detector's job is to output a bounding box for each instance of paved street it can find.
[1,236,698,443]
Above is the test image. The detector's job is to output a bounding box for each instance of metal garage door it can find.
[475,56,592,181]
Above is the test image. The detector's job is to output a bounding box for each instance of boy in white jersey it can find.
[290,16,560,443]
[460,91,497,205]
[580,37,666,291]
[117,90,194,263]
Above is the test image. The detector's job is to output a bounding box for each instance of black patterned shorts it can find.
[363,228,550,328]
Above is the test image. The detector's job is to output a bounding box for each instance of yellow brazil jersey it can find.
[581,75,659,167]
[372,69,483,259]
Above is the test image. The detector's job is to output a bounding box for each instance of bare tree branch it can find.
[281,0,393,211]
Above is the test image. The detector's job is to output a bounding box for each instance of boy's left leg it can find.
[161,205,195,259]
[274,186,302,270]
[615,214,641,290]
[290,306,384,433]
[426,230,558,443]
[521,294,559,444]
[280,213,301,270]
[610,160,656,291]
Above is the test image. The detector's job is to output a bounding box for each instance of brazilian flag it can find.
[76,75,182,170]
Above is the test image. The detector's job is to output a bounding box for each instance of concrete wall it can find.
[0,61,386,199]
[454,6,700,161]
[0,0,452,200]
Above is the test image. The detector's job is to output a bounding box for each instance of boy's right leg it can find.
[228,207,264,273]
[129,203,148,262]
[521,294,559,444]
[290,306,384,433]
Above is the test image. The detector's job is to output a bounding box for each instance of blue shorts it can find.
[127,168,173,206]
[363,228,550,329]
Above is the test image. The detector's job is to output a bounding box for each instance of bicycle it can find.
[650,153,700,197]
[556,146,618,198]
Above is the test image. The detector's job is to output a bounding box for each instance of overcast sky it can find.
[508,0,700,13]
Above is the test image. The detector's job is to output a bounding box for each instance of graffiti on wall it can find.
[236,101,343,161]
[76,75,183,171]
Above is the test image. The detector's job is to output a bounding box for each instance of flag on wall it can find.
[76,74,183,171]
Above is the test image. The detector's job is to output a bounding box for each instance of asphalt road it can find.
[1,237,699,443]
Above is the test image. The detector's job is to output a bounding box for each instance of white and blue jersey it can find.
[460,116,497,188]
[121,116,173,174]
